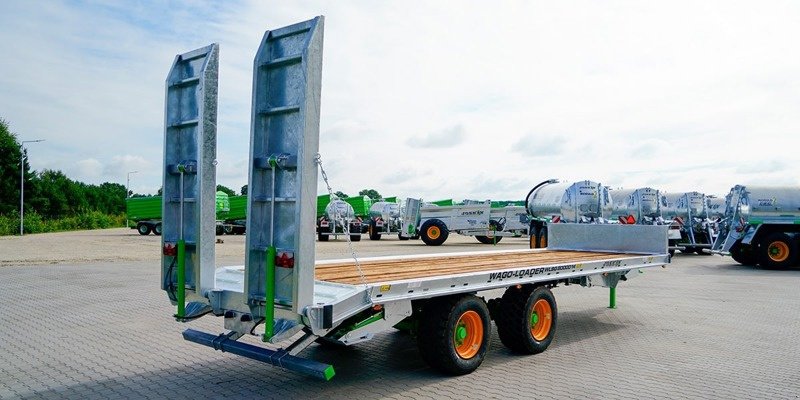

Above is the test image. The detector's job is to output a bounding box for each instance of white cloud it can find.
[2,0,800,201]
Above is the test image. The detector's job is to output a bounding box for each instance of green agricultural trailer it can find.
[126,191,243,235]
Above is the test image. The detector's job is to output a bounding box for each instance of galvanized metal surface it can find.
[244,16,324,318]
[548,223,669,255]
[712,184,800,252]
[610,187,666,223]
[527,180,613,222]
[161,43,219,302]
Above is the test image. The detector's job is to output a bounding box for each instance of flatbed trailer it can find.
[161,17,670,381]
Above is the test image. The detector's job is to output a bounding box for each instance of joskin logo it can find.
[461,210,484,216]
[757,198,777,207]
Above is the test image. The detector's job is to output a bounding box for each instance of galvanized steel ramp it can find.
[161,43,219,316]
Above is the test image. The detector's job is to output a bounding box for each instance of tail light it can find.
[163,242,177,256]
[276,251,294,268]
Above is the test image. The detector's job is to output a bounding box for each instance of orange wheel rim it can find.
[768,241,789,262]
[530,299,552,341]
[529,235,536,249]
[427,226,440,240]
[539,236,547,248]
[454,310,483,359]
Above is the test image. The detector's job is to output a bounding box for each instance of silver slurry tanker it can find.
[317,198,362,241]
[712,184,800,268]
[662,191,712,254]
[610,187,666,224]
[366,201,402,240]
[525,179,613,248]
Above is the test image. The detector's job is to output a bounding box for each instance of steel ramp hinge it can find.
[167,161,198,175]
[254,153,297,170]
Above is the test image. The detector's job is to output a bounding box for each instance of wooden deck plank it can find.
[315,250,632,285]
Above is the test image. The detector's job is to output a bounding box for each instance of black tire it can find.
[318,226,329,242]
[729,240,756,265]
[476,235,502,244]
[417,295,491,375]
[350,234,361,242]
[420,219,449,246]
[398,234,410,241]
[137,223,151,236]
[216,225,224,235]
[369,220,382,240]
[758,233,797,269]
[496,285,557,354]
[153,223,162,236]
[223,225,234,235]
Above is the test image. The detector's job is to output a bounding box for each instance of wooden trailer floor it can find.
[315,250,633,285]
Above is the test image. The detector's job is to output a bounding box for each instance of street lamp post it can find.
[126,171,139,227]
[20,139,45,236]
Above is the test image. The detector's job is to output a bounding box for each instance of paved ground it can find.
[1,232,799,399]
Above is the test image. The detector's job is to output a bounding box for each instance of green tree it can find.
[0,119,30,215]
[358,189,382,200]
[334,191,348,198]
[240,184,248,196]
[216,184,236,197]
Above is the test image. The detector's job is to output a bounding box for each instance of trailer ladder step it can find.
[252,196,297,202]
[268,27,311,42]
[259,106,300,116]
[168,119,200,129]
[167,197,197,203]
[261,55,302,69]
[169,76,201,88]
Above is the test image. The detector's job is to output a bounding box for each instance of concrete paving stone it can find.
[2,249,800,399]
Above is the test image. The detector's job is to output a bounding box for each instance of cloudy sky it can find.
[1,1,798,201]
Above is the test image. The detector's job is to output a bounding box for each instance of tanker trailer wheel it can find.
[317,226,330,242]
[369,220,382,240]
[758,233,798,269]
[536,226,548,249]
[137,223,151,236]
[153,223,162,236]
[476,220,503,244]
[420,219,449,246]
[729,240,756,265]
[417,294,491,375]
[496,285,557,354]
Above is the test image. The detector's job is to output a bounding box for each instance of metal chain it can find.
[314,154,369,290]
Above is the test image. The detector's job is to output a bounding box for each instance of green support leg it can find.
[608,287,616,309]
[263,246,276,341]
[176,239,186,318]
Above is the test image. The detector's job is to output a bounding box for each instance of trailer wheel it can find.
[418,295,490,375]
[137,223,151,236]
[536,226,548,248]
[420,219,449,246]
[216,225,224,235]
[317,226,329,242]
[398,234,410,241]
[153,223,162,236]
[476,235,502,244]
[223,225,234,235]
[729,240,756,265]
[350,233,361,242]
[497,285,557,354]
[758,233,797,269]
[369,220,382,240]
